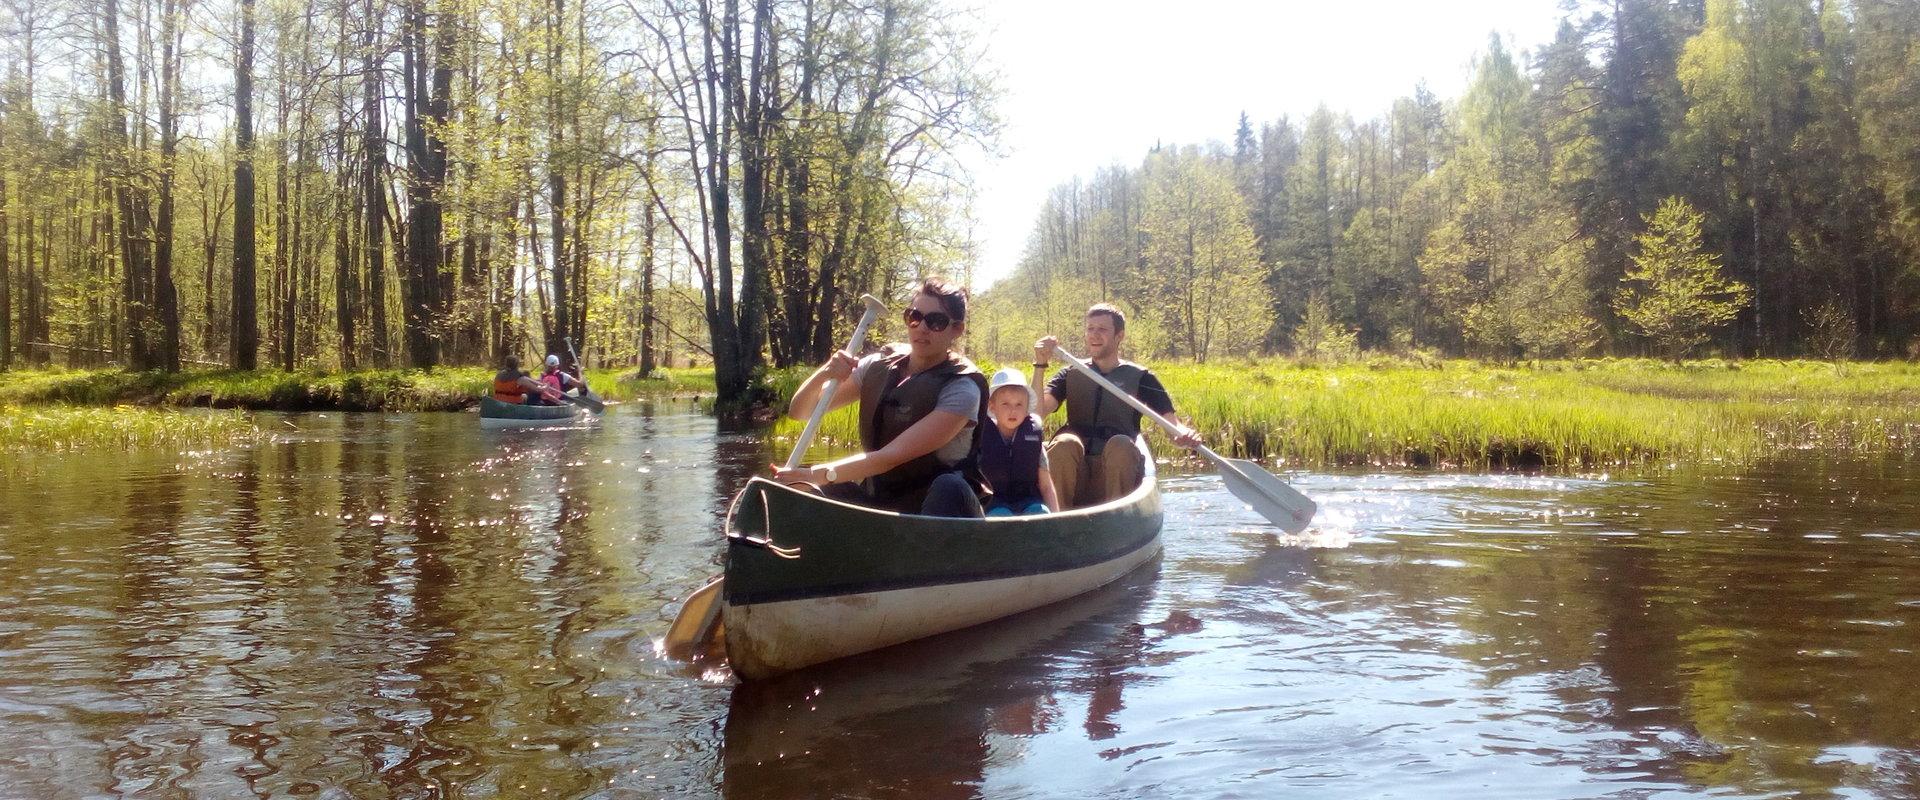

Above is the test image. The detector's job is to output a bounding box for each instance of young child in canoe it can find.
[979,369,1062,516]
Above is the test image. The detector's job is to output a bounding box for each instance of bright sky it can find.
[964,0,1568,289]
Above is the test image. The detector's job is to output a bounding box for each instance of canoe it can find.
[720,436,1164,680]
[478,395,591,428]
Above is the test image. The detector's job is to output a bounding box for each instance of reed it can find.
[0,405,260,452]
[769,358,1920,470]
[0,366,719,411]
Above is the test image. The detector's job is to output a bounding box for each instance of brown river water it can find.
[2,404,1918,799]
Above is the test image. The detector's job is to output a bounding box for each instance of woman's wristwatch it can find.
[822,464,839,483]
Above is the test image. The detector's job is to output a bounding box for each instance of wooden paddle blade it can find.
[664,577,724,659]
[573,391,606,414]
[1216,457,1317,534]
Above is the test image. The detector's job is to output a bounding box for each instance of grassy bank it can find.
[0,366,717,411]
[770,358,1920,470]
[0,405,261,452]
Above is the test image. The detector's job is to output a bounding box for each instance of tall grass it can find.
[0,366,719,411]
[770,358,1920,470]
[0,405,260,452]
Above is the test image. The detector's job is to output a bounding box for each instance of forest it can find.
[2,0,1918,409]
[0,0,993,407]
[976,0,1920,366]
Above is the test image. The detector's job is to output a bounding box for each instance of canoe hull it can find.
[722,438,1163,680]
[478,396,587,428]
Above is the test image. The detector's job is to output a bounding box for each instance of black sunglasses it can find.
[903,307,954,332]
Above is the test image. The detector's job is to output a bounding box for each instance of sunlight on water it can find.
[1,407,1917,798]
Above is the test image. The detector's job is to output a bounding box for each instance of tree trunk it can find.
[231,0,259,369]
[152,0,185,371]
[362,0,388,365]
[105,0,157,370]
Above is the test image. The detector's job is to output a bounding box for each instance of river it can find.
[2,404,1917,798]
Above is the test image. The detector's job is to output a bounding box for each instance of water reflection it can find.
[0,410,1917,797]
[721,564,1163,799]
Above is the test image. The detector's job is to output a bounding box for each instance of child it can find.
[979,368,1061,516]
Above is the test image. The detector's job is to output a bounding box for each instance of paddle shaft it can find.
[1051,346,1196,447]
[1052,345,1316,531]
[784,296,886,470]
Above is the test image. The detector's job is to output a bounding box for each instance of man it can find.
[1032,303,1201,507]
[494,356,562,405]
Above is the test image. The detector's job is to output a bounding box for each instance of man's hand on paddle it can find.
[1164,414,1203,449]
[1033,335,1059,365]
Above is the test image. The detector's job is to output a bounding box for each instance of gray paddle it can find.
[561,337,606,413]
[663,294,888,659]
[1053,346,1317,533]
[784,294,888,469]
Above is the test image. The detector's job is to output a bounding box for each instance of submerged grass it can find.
[0,404,261,452]
[769,357,1920,471]
[0,366,718,411]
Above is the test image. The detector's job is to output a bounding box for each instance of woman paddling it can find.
[771,278,988,518]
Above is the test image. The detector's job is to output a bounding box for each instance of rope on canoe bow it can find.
[724,484,802,559]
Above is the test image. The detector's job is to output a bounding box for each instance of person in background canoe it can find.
[772,277,988,518]
[493,356,563,405]
[1032,303,1202,508]
[539,354,589,401]
[979,368,1062,516]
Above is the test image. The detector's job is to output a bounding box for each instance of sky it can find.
[962,0,1570,289]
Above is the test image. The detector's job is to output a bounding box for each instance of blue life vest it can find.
[978,414,1044,504]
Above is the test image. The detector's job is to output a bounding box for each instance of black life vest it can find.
[978,414,1044,504]
[857,346,988,505]
[1062,360,1151,456]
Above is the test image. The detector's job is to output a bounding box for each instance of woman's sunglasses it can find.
[903,307,954,332]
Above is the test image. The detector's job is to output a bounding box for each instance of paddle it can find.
[561,337,606,413]
[1052,346,1318,534]
[662,294,888,660]
[785,294,888,469]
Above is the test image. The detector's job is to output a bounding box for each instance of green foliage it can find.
[1614,197,1752,360]
[1292,294,1358,363]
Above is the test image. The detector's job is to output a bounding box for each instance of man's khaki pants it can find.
[1045,432,1142,509]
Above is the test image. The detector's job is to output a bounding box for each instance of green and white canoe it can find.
[719,437,1164,680]
[478,395,592,428]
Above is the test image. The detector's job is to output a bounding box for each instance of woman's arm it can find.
[785,351,862,420]
[771,409,970,486]
[1038,466,1060,511]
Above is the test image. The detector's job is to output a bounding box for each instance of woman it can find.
[493,356,562,405]
[772,278,987,517]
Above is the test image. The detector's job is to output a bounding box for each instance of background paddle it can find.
[562,337,607,413]
[1053,346,1318,534]
[663,294,888,659]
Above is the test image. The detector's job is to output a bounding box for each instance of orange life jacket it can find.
[493,377,526,403]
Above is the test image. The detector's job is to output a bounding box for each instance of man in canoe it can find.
[772,277,988,518]
[1032,303,1202,507]
[494,356,564,405]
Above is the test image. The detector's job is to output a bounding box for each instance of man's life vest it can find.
[857,346,988,507]
[979,414,1044,505]
[494,372,528,403]
[540,372,565,394]
[1062,360,1151,456]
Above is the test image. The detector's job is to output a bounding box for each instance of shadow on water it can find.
[720,562,1169,799]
